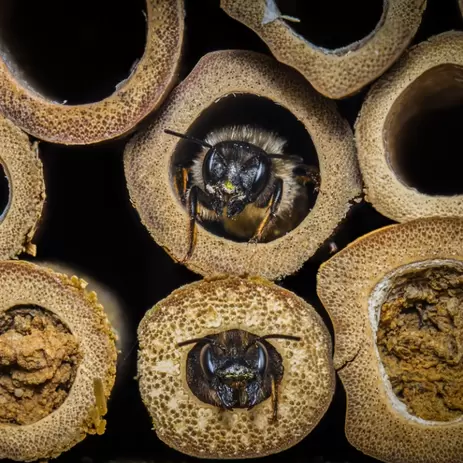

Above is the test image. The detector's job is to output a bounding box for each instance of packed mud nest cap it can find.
[137,277,335,459]
[317,217,463,463]
[0,261,117,462]
[356,31,463,222]
[0,0,184,144]
[0,307,82,426]
[221,0,425,99]
[124,49,360,280]
[377,265,463,423]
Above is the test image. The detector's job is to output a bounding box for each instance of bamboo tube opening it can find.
[125,50,360,279]
[138,277,334,459]
[372,260,463,423]
[355,32,463,222]
[0,261,117,462]
[221,0,425,99]
[0,0,147,105]
[170,93,319,243]
[385,64,463,195]
[274,0,384,50]
[0,0,184,145]
[0,305,81,426]
[0,164,9,219]
[36,260,133,382]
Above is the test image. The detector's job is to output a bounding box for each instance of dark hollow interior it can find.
[275,0,384,50]
[0,0,147,105]
[170,93,319,242]
[385,64,463,196]
[0,163,10,219]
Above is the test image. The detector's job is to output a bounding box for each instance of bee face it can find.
[202,141,272,218]
[180,329,299,415]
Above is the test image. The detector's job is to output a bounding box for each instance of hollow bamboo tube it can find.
[124,50,361,280]
[0,0,184,145]
[356,31,463,222]
[138,276,334,459]
[317,217,463,463]
[0,114,44,259]
[221,0,425,99]
[0,261,117,462]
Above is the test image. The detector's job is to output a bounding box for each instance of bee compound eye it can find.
[203,148,226,185]
[256,341,269,376]
[200,343,216,380]
[245,340,269,377]
[248,155,271,198]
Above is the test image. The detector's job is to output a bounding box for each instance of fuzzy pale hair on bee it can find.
[165,124,320,262]
[205,125,287,155]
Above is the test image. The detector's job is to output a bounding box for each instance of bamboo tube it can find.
[0,261,117,462]
[138,277,334,459]
[0,0,184,145]
[317,217,463,463]
[0,114,44,259]
[124,50,361,280]
[356,31,463,222]
[220,0,425,99]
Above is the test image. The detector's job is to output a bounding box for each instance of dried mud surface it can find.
[377,266,463,421]
[0,307,82,425]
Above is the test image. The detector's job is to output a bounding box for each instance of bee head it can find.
[202,141,272,218]
[178,329,301,411]
[198,337,268,387]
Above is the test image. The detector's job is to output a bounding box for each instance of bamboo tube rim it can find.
[0,0,185,145]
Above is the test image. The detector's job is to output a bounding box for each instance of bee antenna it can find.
[245,334,301,353]
[177,337,214,347]
[177,337,226,351]
[164,129,212,149]
[258,334,302,342]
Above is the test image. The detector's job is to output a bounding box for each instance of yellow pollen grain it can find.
[224,180,234,191]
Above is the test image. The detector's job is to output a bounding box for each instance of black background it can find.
[1,0,462,462]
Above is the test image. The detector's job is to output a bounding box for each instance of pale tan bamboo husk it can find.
[356,31,463,222]
[220,0,425,99]
[138,276,335,459]
[0,0,184,145]
[0,114,44,259]
[459,0,463,17]
[0,261,117,462]
[317,217,463,463]
[124,50,361,280]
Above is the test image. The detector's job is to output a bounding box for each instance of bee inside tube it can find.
[166,94,320,262]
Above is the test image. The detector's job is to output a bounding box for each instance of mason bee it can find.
[166,125,320,261]
[178,329,301,421]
